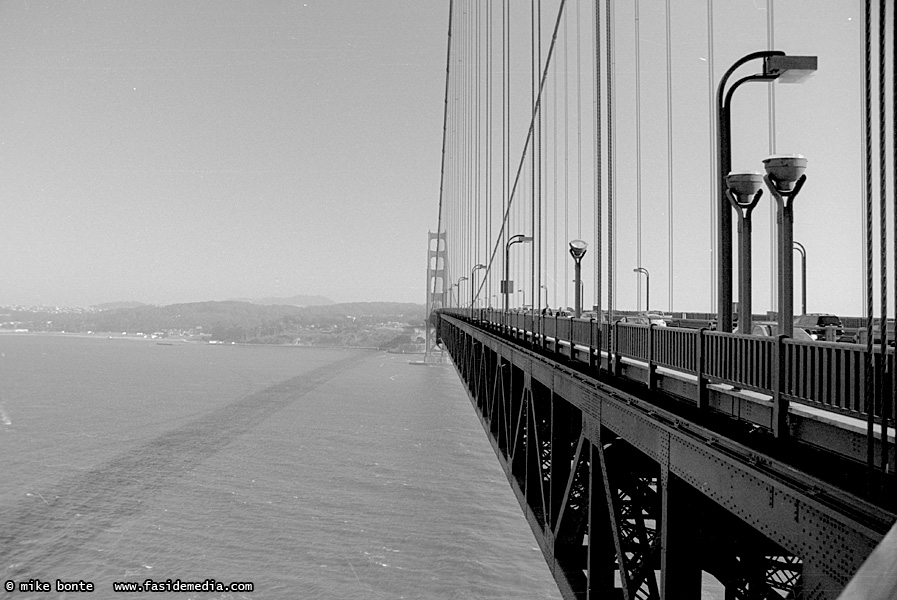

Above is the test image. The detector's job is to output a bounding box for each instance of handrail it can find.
[436,308,897,433]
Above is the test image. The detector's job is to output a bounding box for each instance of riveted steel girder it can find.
[438,315,895,600]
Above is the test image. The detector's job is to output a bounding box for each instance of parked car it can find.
[793,313,845,341]
[752,321,814,342]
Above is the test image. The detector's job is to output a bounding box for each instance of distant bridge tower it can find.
[425,231,448,360]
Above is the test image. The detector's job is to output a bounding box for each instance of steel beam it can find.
[439,315,895,600]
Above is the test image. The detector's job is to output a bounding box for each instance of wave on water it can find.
[0,404,11,426]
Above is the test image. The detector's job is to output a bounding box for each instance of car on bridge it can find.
[793,313,846,342]
[618,313,667,327]
[751,321,814,342]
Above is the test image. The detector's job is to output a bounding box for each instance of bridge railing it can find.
[440,308,896,428]
[704,330,774,392]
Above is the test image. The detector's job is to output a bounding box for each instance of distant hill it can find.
[232,295,335,307]
[91,301,149,310]
[5,300,426,348]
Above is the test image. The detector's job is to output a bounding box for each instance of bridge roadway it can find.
[435,309,897,600]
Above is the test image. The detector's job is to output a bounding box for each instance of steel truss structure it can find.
[438,314,894,600]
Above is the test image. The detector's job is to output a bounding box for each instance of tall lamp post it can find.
[793,241,807,316]
[633,267,650,313]
[503,234,533,312]
[764,155,808,338]
[726,172,764,334]
[455,276,468,310]
[470,264,486,309]
[569,240,588,318]
[717,51,817,332]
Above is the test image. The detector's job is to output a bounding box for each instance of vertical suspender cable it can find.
[634,0,642,310]
[665,0,674,313]
[502,0,508,302]
[706,0,716,311]
[767,0,778,313]
[546,28,566,307]
[607,0,615,323]
[434,0,454,306]
[878,0,890,475]
[565,9,570,309]
[595,0,603,324]
[537,0,543,313]
[485,0,491,307]
[864,0,875,480]
[475,0,481,306]
[889,0,896,476]
[577,0,583,239]
[531,0,537,310]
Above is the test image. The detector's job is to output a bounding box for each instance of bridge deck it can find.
[437,311,896,600]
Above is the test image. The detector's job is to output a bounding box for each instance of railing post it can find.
[696,328,708,410]
[554,313,558,353]
[772,334,789,438]
[589,317,598,373]
[569,318,576,361]
[648,324,657,392]
[612,321,622,377]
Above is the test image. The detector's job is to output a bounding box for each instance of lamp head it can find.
[763,55,817,83]
[763,154,807,192]
[568,239,588,260]
[726,171,764,206]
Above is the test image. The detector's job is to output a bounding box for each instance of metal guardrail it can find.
[444,308,896,436]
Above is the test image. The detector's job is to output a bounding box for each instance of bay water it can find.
[0,334,561,599]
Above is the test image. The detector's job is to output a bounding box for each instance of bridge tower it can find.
[425,231,448,361]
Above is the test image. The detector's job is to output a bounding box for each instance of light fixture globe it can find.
[726,172,764,206]
[568,239,588,260]
[763,154,807,192]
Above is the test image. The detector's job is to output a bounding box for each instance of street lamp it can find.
[470,264,486,308]
[519,290,526,310]
[716,51,817,332]
[633,267,650,313]
[503,234,533,313]
[793,241,807,316]
[456,276,468,309]
[569,240,588,318]
[726,172,764,334]
[764,154,808,338]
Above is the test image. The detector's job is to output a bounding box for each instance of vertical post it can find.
[647,323,657,391]
[696,328,709,410]
[764,162,807,339]
[612,321,622,377]
[780,202,795,338]
[793,241,807,316]
[726,175,763,335]
[771,334,789,438]
[589,317,598,372]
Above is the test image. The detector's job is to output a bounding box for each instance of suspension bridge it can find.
[428,1,897,598]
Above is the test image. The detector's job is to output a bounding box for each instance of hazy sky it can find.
[0,1,889,317]
[0,1,446,307]
[438,0,880,318]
